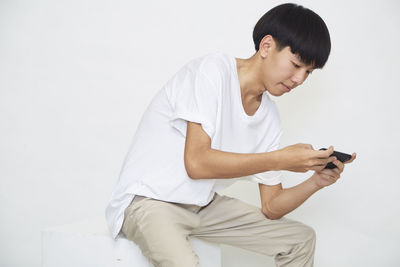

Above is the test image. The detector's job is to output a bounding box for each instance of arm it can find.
[184,122,337,179]
[186,149,281,179]
[259,179,321,220]
[260,154,357,220]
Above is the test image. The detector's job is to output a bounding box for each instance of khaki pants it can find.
[121,193,315,267]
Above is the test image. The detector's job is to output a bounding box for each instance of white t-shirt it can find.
[106,51,283,239]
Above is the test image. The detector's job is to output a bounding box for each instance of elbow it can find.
[184,148,213,179]
[186,168,201,180]
[262,206,283,220]
[184,157,202,180]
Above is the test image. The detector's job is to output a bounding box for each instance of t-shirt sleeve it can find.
[167,65,220,139]
[245,130,283,186]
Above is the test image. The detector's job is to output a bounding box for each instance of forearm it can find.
[187,148,281,179]
[264,176,322,219]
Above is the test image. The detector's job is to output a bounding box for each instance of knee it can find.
[288,221,316,247]
[292,224,316,258]
[301,224,316,243]
[288,223,316,258]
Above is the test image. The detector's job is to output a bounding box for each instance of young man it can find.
[106,3,356,267]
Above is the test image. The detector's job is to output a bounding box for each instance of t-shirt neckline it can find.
[231,56,267,120]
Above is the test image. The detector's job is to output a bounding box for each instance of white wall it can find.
[1,0,399,266]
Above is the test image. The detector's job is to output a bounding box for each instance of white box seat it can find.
[42,217,222,267]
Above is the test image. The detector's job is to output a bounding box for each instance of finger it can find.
[326,173,340,183]
[313,164,335,174]
[320,168,340,179]
[330,166,341,174]
[344,153,357,164]
[329,176,339,183]
[333,160,344,172]
[328,156,337,163]
[312,155,337,171]
[317,146,334,158]
[320,173,338,184]
[315,156,336,167]
[310,164,327,172]
[319,168,335,176]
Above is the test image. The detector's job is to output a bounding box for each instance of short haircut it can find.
[253,3,331,69]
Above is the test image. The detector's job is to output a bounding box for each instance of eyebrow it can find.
[294,55,315,71]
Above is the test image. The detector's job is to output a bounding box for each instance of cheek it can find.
[269,59,291,80]
[276,62,293,78]
[270,69,289,85]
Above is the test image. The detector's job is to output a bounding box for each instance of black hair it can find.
[253,3,331,69]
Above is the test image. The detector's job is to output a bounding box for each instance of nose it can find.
[291,69,308,86]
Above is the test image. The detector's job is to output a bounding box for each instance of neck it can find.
[235,52,265,103]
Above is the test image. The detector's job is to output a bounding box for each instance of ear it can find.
[259,35,275,59]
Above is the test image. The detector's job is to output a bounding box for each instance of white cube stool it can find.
[42,217,221,267]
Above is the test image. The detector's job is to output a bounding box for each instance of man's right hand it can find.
[276,144,336,172]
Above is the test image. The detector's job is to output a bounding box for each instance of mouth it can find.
[281,83,292,92]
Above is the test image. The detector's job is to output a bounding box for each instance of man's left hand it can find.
[311,153,357,188]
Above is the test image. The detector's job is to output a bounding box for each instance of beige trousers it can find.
[121,193,315,267]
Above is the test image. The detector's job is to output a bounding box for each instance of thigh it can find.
[122,197,201,267]
[192,194,315,256]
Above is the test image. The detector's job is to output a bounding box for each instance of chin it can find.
[269,90,285,97]
[265,86,285,97]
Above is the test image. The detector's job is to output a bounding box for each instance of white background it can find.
[1,0,399,266]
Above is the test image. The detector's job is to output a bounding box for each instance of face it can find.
[259,38,315,96]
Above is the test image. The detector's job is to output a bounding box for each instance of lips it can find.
[281,83,292,92]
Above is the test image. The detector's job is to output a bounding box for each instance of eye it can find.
[292,62,300,68]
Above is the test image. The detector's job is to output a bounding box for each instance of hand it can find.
[311,152,357,188]
[277,143,337,173]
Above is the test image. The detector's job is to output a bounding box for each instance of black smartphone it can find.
[319,148,352,169]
